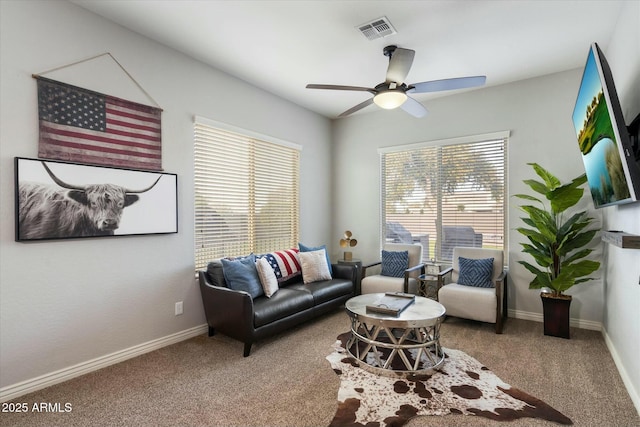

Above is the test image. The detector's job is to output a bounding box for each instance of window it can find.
[194,117,300,270]
[380,131,508,263]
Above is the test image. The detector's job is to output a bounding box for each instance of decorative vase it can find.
[344,251,353,261]
[541,293,572,339]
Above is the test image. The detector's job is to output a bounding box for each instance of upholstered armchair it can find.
[436,247,507,333]
[361,243,425,295]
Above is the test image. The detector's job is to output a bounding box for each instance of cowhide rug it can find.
[327,332,572,427]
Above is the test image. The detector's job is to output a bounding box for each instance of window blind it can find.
[381,134,508,263]
[194,119,300,270]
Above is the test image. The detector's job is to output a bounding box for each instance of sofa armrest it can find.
[198,271,254,339]
[331,263,357,284]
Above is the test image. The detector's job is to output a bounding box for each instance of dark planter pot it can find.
[541,293,572,339]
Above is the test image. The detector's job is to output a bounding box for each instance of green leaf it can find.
[563,259,600,278]
[522,180,549,196]
[514,193,542,203]
[559,229,598,255]
[530,163,561,190]
[521,243,553,267]
[557,211,588,236]
[521,217,537,228]
[570,174,588,187]
[562,248,593,265]
[548,184,584,214]
[517,227,554,247]
[519,261,553,290]
[549,273,575,292]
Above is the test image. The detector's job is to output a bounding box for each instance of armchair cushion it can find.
[381,250,409,277]
[458,257,494,288]
[221,254,264,299]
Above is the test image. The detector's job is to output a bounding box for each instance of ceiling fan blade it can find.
[306,84,376,94]
[385,48,415,84]
[400,96,428,118]
[408,76,486,93]
[338,98,375,118]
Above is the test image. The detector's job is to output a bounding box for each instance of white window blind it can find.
[194,118,300,270]
[381,133,508,263]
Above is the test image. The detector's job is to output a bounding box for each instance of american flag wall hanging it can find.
[36,76,163,171]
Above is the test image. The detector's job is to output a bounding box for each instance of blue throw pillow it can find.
[298,243,333,275]
[221,254,264,299]
[457,257,494,288]
[381,250,409,278]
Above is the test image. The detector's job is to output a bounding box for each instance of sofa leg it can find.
[243,342,252,357]
[208,326,216,337]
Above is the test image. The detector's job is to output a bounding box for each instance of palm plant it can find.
[514,163,600,297]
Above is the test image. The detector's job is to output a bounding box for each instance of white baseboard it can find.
[508,308,602,331]
[602,328,640,415]
[0,324,208,403]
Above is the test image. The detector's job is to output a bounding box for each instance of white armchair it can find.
[437,247,507,334]
[360,243,424,295]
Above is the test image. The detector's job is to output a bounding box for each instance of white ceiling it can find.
[70,0,624,119]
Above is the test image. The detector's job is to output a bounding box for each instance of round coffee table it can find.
[345,293,446,376]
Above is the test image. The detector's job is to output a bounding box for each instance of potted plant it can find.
[514,163,600,338]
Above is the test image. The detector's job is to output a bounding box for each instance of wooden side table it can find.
[338,258,362,295]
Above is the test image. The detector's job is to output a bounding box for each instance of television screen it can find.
[572,43,640,208]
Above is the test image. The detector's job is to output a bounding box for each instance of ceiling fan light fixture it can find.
[373,90,407,109]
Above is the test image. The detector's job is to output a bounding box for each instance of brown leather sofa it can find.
[199,260,356,356]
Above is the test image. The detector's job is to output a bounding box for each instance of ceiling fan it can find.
[306,45,486,118]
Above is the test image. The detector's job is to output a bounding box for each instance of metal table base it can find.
[345,294,446,377]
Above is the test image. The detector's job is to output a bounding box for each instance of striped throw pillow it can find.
[257,248,301,283]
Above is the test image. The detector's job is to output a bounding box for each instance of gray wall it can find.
[332,68,606,321]
[1,0,638,411]
[599,0,640,411]
[0,0,331,392]
[331,0,639,409]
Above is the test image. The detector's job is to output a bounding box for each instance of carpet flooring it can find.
[1,310,638,427]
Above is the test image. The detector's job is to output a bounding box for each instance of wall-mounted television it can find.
[572,42,640,208]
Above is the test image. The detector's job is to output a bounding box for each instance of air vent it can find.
[357,16,397,41]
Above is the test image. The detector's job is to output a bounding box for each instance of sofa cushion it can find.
[458,257,494,288]
[256,257,279,297]
[299,249,332,284]
[253,288,314,327]
[221,254,264,299]
[257,248,301,283]
[287,278,353,305]
[299,242,333,275]
[381,250,409,277]
[206,260,225,287]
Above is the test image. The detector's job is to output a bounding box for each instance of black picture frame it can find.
[15,157,178,241]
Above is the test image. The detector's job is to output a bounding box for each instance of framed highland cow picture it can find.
[15,157,178,241]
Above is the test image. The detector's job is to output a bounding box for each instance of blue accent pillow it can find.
[458,257,494,288]
[221,254,264,299]
[381,250,409,278]
[298,243,332,275]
